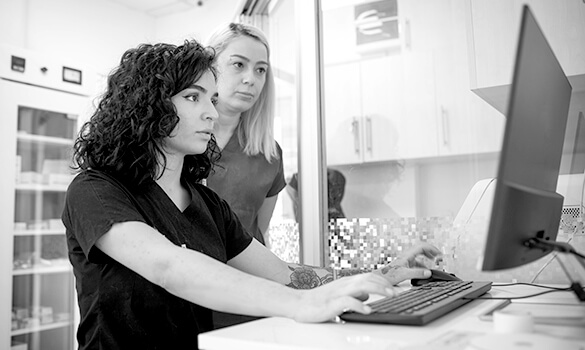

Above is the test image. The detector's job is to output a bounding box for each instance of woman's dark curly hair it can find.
[72,40,220,187]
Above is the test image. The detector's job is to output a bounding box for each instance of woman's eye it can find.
[257,67,267,75]
[233,62,244,69]
[211,97,219,106]
[186,94,199,102]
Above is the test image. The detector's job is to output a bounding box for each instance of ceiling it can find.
[106,0,243,18]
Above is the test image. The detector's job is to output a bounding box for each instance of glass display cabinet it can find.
[0,44,94,350]
[11,106,77,350]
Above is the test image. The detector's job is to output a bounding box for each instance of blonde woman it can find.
[206,22,284,249]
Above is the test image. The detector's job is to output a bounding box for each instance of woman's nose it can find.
[205,104,219,121]
[242,69,255,85]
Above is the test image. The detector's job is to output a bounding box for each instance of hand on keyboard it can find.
[374,243,442,285]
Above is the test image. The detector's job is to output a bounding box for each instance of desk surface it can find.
[198,284,585,350]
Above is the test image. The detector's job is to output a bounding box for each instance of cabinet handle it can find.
[351,118,360,154]
[365,116,373,152]
[404,19,411,50]
[441,106,450,146]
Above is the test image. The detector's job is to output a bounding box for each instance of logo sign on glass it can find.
[354,0,399,48]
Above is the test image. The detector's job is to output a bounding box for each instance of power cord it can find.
[524,237,585,301]
[491,282,571,289]
[463,282,579,300]
[529,237,573,283]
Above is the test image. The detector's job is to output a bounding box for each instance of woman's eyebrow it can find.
[230,54,269,66]
[188,84,207,93]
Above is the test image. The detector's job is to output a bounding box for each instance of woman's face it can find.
[215,36,268,115]
[166,70,219,156]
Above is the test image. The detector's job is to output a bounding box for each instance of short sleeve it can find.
[62,171,147,263]
[266,142,286,198]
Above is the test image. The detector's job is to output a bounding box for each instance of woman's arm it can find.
[228,240,439,287]
[257,195,278,245]
[96,221,394,322]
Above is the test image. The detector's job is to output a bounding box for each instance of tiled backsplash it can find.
[328,217,585,284]
[268,221,300,264]
[269,217,585,284]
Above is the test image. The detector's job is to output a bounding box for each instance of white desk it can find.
[199,284,585,350]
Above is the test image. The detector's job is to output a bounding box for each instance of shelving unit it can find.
[10,105,77,350]
[0,44,94,350]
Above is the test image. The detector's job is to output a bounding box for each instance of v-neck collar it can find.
[151,179,194,214]
[220,132,238,152]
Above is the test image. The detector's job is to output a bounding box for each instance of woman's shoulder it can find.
[69,169,135,196]
[70,169,106,186]
[71,169,119,185]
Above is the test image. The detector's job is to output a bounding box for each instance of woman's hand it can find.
[290,273,398,323]
[374,242,442,285]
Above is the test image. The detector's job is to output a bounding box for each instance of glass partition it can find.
[264,0,301,263]
[263,0,585,283]
[319,0,585,283]
[320,0,507,275]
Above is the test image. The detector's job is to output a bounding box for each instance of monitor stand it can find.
[525,238,585,301]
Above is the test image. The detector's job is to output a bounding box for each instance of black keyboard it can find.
[339,280,492,325]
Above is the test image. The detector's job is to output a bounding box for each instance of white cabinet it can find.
[324,55,437,165]
[400,0,504,156]
[322,0,438,166]
[0,45,94,350]
[322,0,504,166]
[466,0,585,114]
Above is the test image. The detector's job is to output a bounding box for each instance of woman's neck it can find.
[155,154,190,211]
[215,111,241,149]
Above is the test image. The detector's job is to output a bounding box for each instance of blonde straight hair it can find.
[207,22,278,163]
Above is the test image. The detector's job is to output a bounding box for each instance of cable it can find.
[573,250,585,260]
[463,287,575,300]
[573,167,585,260]
[529,236,575,283]
[491,282,571,290]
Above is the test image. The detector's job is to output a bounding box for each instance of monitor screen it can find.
[481,5,573,271]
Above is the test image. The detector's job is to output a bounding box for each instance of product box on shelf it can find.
[11,341,27,350]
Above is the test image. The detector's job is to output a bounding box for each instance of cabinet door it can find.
[399,50,438,159]
[399,0,503,157]
[434,0,505,156]
[324,62,364,165]
[360,55,407,162]
[396,0,445,159]
[0,79,89,350]
[467,0,585,113]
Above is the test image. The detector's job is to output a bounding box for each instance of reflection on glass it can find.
[12,106,77,350]
[321,0,504,271]
[265,0,300,263]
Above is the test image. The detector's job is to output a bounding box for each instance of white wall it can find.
[154,0,241,45]
[0,0,239,79]
[0,0,152,77]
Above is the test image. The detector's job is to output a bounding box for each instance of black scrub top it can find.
[62,170,253,350]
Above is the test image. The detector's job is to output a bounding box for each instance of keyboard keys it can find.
[339,280,492,325]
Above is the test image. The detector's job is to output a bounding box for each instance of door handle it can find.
[365,116,373,153]
[441,106,450,146]
[351,118,360,154]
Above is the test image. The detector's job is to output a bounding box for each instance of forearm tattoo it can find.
[285,266,328,289]
[285,265,368,289]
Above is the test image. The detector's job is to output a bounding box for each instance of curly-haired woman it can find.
[62,39,440,350]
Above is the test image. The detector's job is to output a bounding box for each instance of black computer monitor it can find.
[481,5,572,271]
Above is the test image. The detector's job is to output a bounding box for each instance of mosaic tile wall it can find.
[328,217,585,284]
[268,217,585,284]
[268,221,300,264]
[329,217,452,271]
